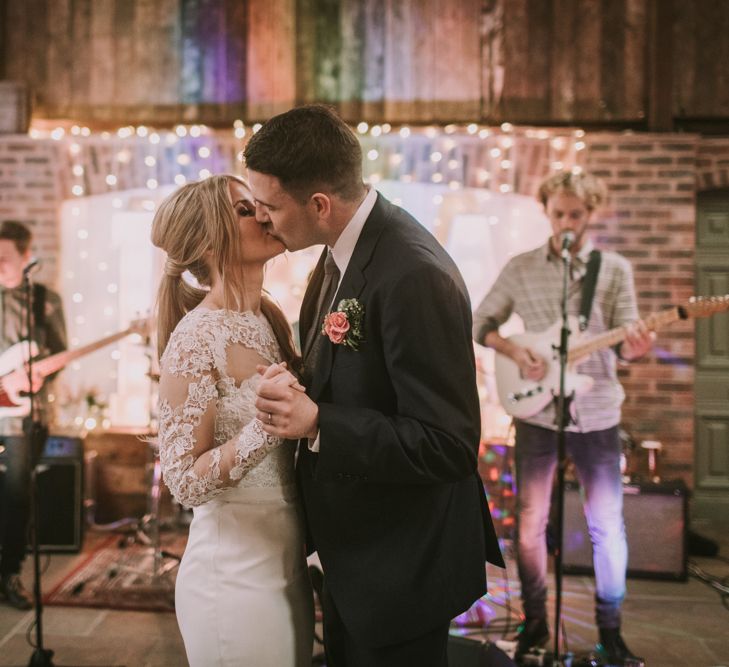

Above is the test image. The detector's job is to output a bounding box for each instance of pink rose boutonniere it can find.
[322,298,365,351]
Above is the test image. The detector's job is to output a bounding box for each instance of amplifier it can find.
[562,480,687,581]
[0,435,84,553]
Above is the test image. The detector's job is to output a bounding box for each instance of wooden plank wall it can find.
[674,0,729,120]
[0,0,727,126]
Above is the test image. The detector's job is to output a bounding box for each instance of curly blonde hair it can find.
[537,170,607,211]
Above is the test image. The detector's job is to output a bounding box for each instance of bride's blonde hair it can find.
[151,174,299,371]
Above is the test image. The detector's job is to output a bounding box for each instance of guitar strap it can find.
[578,250,601,331]
[33,283,47,333]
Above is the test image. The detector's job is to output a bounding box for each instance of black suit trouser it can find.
[322,578,450,667]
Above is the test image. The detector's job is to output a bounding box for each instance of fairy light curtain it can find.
[37,121,574,432]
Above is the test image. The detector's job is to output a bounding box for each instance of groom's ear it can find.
[310,192,331,220]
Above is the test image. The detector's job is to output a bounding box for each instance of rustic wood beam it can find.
[646,0,674,131]
[0,0,6,79]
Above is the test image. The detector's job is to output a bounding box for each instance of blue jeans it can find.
[514,421,627,629]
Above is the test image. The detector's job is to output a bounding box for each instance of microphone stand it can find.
[22,268,54,667]
[551,239,574,666]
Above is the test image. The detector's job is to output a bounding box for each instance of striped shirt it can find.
[473,239,639,433]
[0,283,67,435]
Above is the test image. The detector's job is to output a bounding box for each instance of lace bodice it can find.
[158,308,296,508]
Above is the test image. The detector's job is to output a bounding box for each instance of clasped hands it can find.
[254,363,319,440]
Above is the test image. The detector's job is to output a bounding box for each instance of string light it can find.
[43,119,586,432]
[28,120,588,229]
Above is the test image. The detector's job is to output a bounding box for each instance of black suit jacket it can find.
[297,193,504,648]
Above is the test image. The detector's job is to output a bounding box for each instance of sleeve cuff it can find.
[308,432,321,453]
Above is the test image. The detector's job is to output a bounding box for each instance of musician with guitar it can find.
[473,172,653,665]
[0,220,67,610]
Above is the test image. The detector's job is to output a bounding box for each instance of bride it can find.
[151,175,313,666]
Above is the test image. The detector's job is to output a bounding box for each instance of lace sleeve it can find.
[157,319,283,508]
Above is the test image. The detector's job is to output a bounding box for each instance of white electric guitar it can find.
[0,317,150,418]
[494,296,729,419]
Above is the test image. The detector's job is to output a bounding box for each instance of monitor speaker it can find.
[0,435,84,553]
[562,480,687,581]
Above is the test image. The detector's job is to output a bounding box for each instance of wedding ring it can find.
[267,412,273,424]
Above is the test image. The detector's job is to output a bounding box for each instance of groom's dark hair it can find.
[244,105,364,202]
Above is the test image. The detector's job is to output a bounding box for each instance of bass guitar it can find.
[494,296,729,419]
[0,317,150,418]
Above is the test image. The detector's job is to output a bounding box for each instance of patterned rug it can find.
[44,531,187,613]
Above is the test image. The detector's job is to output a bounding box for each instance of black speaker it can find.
[562,480,687,581]
[0,435,84,553]
[448,632,516,666]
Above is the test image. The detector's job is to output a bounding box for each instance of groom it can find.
[249,105,503,667]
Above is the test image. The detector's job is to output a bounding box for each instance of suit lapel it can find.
[309,194,391,401]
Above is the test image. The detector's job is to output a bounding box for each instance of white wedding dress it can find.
[157,308,313,667]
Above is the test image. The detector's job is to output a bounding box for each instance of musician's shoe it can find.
[0,573,33,610]
[514,617,550,659]
[597,627,643,666]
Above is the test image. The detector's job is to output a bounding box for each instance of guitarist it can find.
[473,172,653,665]
[0,220,67,610]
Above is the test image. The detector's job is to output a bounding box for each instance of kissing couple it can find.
[152,104,504,667]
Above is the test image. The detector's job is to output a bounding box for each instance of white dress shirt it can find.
[308,186,377,452]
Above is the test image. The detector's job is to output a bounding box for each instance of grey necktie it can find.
[303,251,340,374]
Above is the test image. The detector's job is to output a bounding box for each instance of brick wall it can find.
[0,138,63,284]
[585,134,700,484]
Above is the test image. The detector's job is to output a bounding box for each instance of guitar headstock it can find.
[683,295,729,319]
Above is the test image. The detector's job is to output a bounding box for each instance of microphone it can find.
[23,257,41,276]
[560,231,576,258]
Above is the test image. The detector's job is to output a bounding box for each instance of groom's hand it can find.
[255,365,319,439]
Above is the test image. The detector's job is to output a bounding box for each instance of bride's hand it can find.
[256,362,306,393]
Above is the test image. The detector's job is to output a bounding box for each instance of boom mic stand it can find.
[22,265,54,667]
[551,234,575,667]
